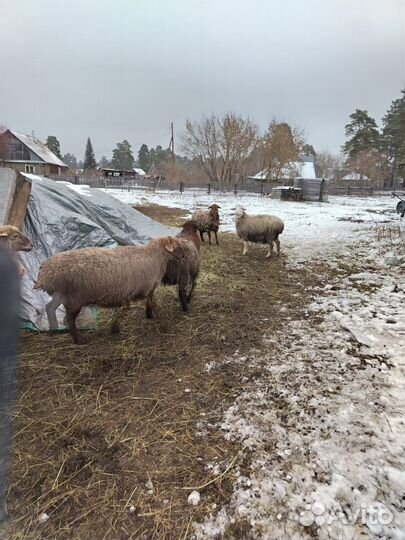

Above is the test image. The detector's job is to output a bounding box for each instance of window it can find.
[25,164,35,173]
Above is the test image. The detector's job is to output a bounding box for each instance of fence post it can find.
[348,186,351,196]
[207,183,211,194]
[261,183,264,197]
[234,183,238,196]
[319,179,325,202]
[180,181,184,194]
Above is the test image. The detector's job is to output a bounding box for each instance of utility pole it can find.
[169,122,175,179]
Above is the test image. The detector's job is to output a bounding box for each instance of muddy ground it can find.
[7,204,331,540]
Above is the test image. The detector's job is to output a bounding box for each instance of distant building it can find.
[101,168,135,178]
[249,154,317,182]
[0,130,69,176]
[100,167,146,179]
[341,172,370,182]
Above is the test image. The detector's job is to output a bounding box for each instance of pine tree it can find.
[83,137,97,170]
[303,144,316,156]
[46,135,62,158]
[110,140,134,170]
[62,153,78,169]
[342,109,380,158]
[137,144,150,171]
[98,155,110,168]
[382,89,405,184]
[154,145,169,168]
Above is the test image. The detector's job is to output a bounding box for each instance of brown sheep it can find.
[191,204,221,245]
[162,220,201,311]
[34,236,181,344]
[0,225,33,276]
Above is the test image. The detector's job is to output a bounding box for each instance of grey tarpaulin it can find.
[18,175,178,330]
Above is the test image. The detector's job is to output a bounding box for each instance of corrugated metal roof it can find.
[10,130,67,167]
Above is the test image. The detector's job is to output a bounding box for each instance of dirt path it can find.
[8,205,331,540]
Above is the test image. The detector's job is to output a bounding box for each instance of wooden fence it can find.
[50,174,393,198]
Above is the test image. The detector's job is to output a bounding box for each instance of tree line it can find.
[46,87,404,186]
[46,135,172,174]
[312,89,405,185]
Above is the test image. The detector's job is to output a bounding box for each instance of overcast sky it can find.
[1,0,404,160]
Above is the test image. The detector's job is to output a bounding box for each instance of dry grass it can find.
[7,205,329,540]
[373,221,404,255]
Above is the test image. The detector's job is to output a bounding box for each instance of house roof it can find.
[134,168,146,176]
[9,130,67,167]
[250,155,317,181]
[342,172,369,181]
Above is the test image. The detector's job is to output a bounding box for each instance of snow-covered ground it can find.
[195,244,405,540]
[102,188,398,264]
[104,188,405,540]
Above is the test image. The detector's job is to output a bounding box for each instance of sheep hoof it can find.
[47,329,59,336]
[73,334,88,345]
[110,323,120,334]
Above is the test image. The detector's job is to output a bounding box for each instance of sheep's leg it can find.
[111,303,130,333]
[199,231,205,242]
[110,308,121,334]
[242,241,248,255]
[214,231,219,245]
[46,294,62,333]
[178,272,190,311]
[266,242,273,258]
[275,238,281,256]
[187,279,196,303]
[207,231,212,245]
[179,286,189,312]
[65,306,86,345]
[145,291,155,319]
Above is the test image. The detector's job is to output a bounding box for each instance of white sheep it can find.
[234,205,284,258]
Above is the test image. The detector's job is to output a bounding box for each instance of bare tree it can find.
[182,113,258,187]
[315,150,344,180]
[218,113,258,184]
[258,120,305,182]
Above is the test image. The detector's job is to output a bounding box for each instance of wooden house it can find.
[0,130,69,177]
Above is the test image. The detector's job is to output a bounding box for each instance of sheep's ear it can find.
[164,237,176,252]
